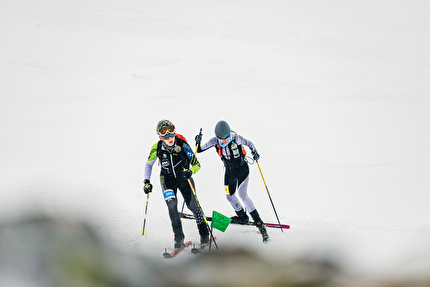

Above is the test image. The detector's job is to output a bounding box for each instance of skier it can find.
[144,119,209,248]
[195,120,268,242]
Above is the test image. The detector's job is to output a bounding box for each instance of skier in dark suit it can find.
[144,119,209,248]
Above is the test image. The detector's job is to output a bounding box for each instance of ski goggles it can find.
[158,125,175,136]
[161,133,176,140]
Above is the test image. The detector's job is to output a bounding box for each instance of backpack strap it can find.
[175,133,188,143]
[217,143,223,157]
[216,133,247,165]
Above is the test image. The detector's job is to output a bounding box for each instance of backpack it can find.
[215,133,246,167]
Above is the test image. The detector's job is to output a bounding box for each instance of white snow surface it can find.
[1,0,430,282]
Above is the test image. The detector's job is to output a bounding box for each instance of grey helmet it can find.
[215,120,231,139]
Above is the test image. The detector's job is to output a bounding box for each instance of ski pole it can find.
[180,200,185,213]
[187,178,218,249]
[256,161,284,232]
[141,193,150,235]
[187,128,218,249]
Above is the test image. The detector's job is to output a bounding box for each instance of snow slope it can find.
[1,0,430,282]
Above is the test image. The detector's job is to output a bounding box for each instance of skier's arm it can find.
[235,135,257,151]
[236,135,260,160]
[197,137,217,153]
[190,156,201,174]
[183,142,201,174]
[144,143,158,180]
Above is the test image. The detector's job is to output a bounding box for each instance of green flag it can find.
[211,211,232,232]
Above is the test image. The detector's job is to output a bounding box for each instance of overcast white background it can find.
[1,0,430,282]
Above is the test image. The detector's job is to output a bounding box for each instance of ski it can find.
[163,241,192,258]
[191,237,217,254]
[179,212,290,229]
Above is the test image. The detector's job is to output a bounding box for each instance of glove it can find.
[195,134,202,146]
[182,169,193,180]
[251,149,260,161]
[143,179,153,194]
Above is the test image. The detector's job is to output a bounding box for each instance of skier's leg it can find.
[237,175,256,213]
[180,178,209,243]
[239,162,268,240]
[224,169,248,223]
[226,182,250,223]
[161,175,184,247]
[225,190,243,211]
[234,163,256,213]
[250,209,269,241]
[224,169,243,211]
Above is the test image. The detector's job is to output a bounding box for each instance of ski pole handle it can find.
[195,128,203,148]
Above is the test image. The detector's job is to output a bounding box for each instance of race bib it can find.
[163,189,175,201]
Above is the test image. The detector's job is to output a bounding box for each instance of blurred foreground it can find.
[1,215,429,287]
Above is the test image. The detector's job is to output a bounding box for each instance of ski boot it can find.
[173,226,185,249]
[198,223,210,244]
[250,210,269,242]
[200,234,209,244]
[230,208,249,224]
